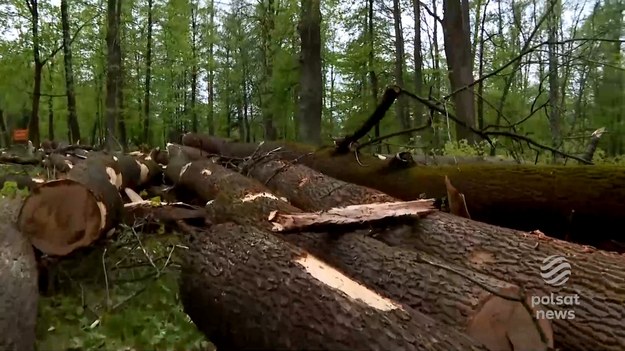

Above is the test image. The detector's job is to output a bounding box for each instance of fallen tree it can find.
[17,151,162,256]
[166,152,554,351]
[0,198,38,351]
[182,135,625,248]
[240,156,625,351]
[179,222,488,351]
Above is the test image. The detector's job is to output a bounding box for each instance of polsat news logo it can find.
[540,255,571,286]
[534,255,579,320]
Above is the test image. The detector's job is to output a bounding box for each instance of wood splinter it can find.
[268,199,436,232]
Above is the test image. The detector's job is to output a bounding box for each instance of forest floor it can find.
[0,164,212,351]
[35,229,211,351]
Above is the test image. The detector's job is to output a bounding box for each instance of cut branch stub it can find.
[18,159,123,256]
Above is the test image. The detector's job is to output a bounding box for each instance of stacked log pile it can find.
[0,132,623,351]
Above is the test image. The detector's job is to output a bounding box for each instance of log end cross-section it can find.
[17,177,122,256]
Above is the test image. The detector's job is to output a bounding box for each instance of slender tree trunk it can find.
[105,0,120,150]
[191,3,198,133]
[27,0,42,147]
[442,0,477,143]
[260,0,277,140]
[47,62,54,140]
[296,0,322,145]
[367,0,380,152]
[60,0,81,143]
[547,0,561,153]
[0,109,9,147]
[116,0,126,151]
[476,0,489,130]
[413,0,424,127]
[142,0,153,144]
[206,0,215,135]
[392,0,410,139]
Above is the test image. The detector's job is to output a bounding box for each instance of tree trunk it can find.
[392,0,410,138]
[367,0,380,152]
[233,154,625,351]
[207,0,215,135]
[442,0,476,142]
[115,0,126,151]
[0,109,9,147]
[413,0,424,127]
[0,200,38,351]
[547,0,561,152]
[27,0,42,147]
[296,0,322,145]
[165,153,554,350]
[190,3,198,133]
[201,138,625,248]
[142,0,153,144]
[60,0,81,144]
[105,0,120,151]
[180,222,487,351]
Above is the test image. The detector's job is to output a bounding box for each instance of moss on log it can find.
[17,157,123,256]
[206,137,625,246]
[169,155,554,350]
[0,199,38,351]
[180,222,487,351]
[241,156,625,351]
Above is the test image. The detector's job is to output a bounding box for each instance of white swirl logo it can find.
[540,255,571,286]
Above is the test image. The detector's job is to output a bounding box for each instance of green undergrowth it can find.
[34,227,211,351]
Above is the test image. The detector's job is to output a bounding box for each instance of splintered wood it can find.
[268,199,436,232]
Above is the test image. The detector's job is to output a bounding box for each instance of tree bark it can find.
[180,222,487,351]
[105,0,121,151]
[392,0,410,138]
[142,0,153,144]
[206,139,625,248]
[60,0,81,143]
[296,0,322,145]
[165,154,554,350]
[0,201,38,351]
[442,0,477,142]
[236,155,625,351]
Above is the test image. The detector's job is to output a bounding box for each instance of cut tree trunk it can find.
[240,156,625,351]
[17,156,123,256]
[180,222,487,351]
[167,155,554,350]
[195,137,625,247]
[0,199,38,351]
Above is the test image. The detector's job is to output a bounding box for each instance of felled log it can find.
[242,156,625,351]
[168,155,553,350]
[180,222,487,351]
[202,137,625,246]
[17,156,123,256]
[0,199,38,351]
[374,153,520,165]
[0,153,41,165]
[181,132,227,154]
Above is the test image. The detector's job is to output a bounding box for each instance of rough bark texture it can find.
[240,155,625,351]
[207,139,625,246]
[296,0,322,145]
[168,156,554,349]
[0,199,38,351]
[442,0,477,142]
[17,157,123,256]
[180,222,487,351]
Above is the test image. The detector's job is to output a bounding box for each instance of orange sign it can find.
[12,129,29,142]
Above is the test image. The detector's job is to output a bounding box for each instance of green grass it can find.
[34,229,212,351]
